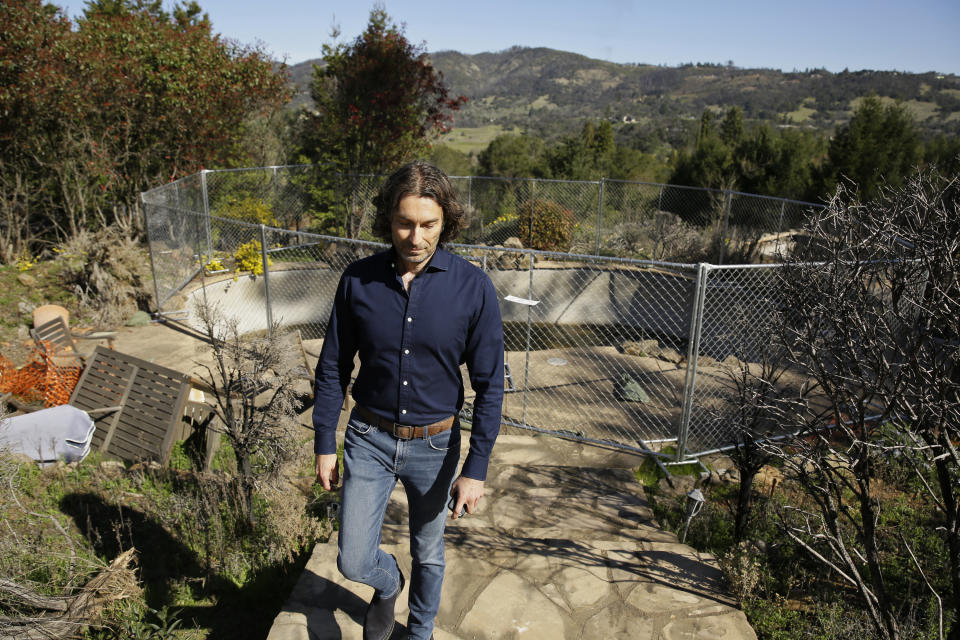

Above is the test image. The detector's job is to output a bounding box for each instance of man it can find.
[313,161,504,640]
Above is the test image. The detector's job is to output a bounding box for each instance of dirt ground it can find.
[5,318,818,456]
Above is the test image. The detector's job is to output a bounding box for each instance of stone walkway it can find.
[267,435,756,640]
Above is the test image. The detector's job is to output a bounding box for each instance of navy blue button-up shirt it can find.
[313,246,504,481]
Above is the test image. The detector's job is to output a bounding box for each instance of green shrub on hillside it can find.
[214,195,277,226]
[516,199,576,252]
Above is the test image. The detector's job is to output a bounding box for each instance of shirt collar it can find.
[388,246,451,273]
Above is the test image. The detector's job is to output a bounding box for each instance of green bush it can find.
[233,240,271,275]
[516,199,576,252]
[214,195,276,226]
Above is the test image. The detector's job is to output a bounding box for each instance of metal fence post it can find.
[718,190,732,265]
[522,250,535,426]
[677,263,710,461]
[595,180,604,255]
[260,224,274,336]
[776,200,786,235]
[528,178,536,248]
[272,166,279,219]
[469,176,478,237]
[200,169,213,260]
[657,184,664,213]
[142,193,163,314]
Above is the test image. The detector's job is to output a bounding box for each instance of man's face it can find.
[391,195,443,270]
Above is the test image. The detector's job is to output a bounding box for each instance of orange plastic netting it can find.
[0,342,83,408]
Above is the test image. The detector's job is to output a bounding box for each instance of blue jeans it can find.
[337,409,461,640]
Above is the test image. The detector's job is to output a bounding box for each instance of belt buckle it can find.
[394,423,420,440]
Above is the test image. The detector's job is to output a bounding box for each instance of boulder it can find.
[658,473,697,498]
[614,374,649,403]
[621,339,660,357]
[17,273,37,288]
[100,460,126,476]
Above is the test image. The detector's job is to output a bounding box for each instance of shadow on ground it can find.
[60,491,309,639]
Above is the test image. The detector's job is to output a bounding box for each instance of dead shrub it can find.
[57,229,154,327]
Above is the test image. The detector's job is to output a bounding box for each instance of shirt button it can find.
[404,349,409,355]
[403,380,408,386]
[401,409,407,415]
[407,317,412,322]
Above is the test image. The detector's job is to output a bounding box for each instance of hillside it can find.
[287,47,960,146]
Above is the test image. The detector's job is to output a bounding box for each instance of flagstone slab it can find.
[268,435,756,640]
[661,610,758,640]
[457,572,571,640]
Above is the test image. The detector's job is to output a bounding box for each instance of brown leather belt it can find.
[355,405,456,440]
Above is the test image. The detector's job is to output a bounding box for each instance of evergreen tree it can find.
[477,134,549,178]
[823,95,920,202]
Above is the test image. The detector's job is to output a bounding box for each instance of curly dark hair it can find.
[371,160,467,244]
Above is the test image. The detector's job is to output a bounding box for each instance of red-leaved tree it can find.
[0,0,290,261]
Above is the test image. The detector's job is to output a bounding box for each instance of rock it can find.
[749,538,768,555]
[502,236,524,250]
[621,339,659,357]
[678,354,718,368]
[17,300,36,316]
[100,460,126,475]
[658,473,697,498]
[614,374,649,403]
[705,464,740,485]
[128,460,162,473]
[658,348,684,364]
[125,310,151,327]
[705,453,735,470]
[17,325,30,340]
[17,273,36,287]
[623,340,686,365]
[754,465,783,489]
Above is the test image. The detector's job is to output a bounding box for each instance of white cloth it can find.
[0,405,96,465]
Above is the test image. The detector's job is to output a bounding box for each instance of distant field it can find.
[785,105,817,123]
[849,95,941,121]
[437,125,522,154]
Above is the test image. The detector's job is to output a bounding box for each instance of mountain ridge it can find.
[286,46,960,142]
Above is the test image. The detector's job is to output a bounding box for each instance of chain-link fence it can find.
[142,166,820,459]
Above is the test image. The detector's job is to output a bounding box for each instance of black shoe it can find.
[363,562,405,640]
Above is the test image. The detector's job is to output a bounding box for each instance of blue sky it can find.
[57,0,960,74]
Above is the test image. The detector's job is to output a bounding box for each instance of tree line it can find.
[440,98,959,205]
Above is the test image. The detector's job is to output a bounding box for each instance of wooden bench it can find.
[70,346,192,465]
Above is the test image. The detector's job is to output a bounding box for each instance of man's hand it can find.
[449,476,484,519]
[315,453,340,491]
